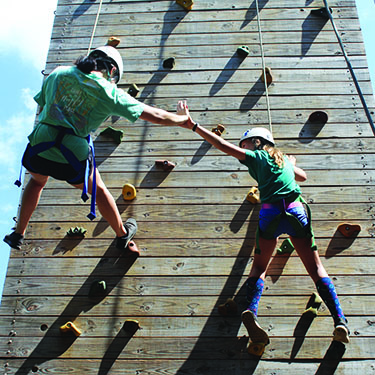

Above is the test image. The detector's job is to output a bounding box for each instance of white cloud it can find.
[0,0,58,70]
[0,111,34,170]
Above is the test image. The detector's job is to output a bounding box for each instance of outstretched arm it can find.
[176,101,247,161]
[139,103,189,126]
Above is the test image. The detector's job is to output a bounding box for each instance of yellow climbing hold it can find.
[122,183,137,201]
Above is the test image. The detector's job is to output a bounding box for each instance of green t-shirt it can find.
[29,66,145,162]
[240,149,301,203]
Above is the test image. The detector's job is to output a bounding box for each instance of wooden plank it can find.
[3,359,375,375]
[35,169,375,188]
[4,275,374,297]
[3,336,375,360]
[26,203,375,222]
[53,15,361,32]
[17,185,375,205]
[14,219,375,240]
[1,315,373,338]
[55,1,358,16]
[51,22,364,39]
[57,0,357,9]
[5,256,375,277]
[9,237,375,258]
[0,295,369,317]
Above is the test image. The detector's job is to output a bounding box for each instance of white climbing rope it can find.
[255,0,272,133]
[87,0,104,54]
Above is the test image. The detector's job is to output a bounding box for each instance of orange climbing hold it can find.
[106,36,121,48]
[337,223,361,238]
[211,124,225,136]
[176,0,194,11]
[261,67,273,85]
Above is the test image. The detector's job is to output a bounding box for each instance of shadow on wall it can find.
[14,244,138,375]
[301,9,329,57]
[176,206,265,374]
[241,0,269,29]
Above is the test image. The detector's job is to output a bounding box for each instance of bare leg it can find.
[72,169,126,237]
[249,237,278,280]
[289,236,328,282]
[16,172,49,235]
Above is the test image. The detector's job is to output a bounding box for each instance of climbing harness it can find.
[323,0,375,136]
[15,126,97,220]
[255,0,272,133]
[254,195,317,254]
[87,0,104,54]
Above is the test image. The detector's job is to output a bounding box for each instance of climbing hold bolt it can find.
[237,45,250,57]
[246,187,260,204]
[337,223,361,238]
[128,83,140,98]
[60,321,81,337]
[176,0,194,11]
[211,124,226,136]
[260,67,273,86]
[122,183,137,201]
[308,111,328,124]
[155,160,175,171]
[163,57,176,69]
[99,126,124,144]
[277,238,294,255]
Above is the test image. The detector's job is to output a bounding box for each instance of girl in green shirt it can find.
[178,101,349,346]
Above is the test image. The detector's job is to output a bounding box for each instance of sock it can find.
[245,277,264,316]
[316,277,346,325]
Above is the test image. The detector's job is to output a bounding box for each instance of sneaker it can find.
[241,310,270,345]
[116,218,137,250]
[3,231,24,250]
[333,319,350,344]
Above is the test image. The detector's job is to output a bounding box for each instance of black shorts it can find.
[22,143,93,184]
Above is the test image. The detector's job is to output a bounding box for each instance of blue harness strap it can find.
[15,126,97,220]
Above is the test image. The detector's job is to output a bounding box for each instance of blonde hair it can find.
[263,144,284,168]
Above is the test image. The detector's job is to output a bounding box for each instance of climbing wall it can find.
[1,0,375,374]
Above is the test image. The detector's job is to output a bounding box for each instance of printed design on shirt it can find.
[50,75,99,130]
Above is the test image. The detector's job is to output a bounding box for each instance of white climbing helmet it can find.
[89,45,124,83]
[239,127,275,147]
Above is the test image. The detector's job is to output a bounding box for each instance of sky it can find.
[0,0,374,299]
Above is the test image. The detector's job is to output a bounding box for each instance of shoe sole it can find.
[3,236,21,250]
[333,325,350,344]
[123,219,138,249]
[241,310,269,344]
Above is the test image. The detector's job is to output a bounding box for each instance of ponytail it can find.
[263,144,284,168]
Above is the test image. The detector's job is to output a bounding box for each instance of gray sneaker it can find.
[4,231,24,250]
[116,218,137,250]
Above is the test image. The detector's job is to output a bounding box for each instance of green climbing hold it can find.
[277,238,294,254]
[89,280,107,298]
[66,227,87,238]
[237,45,250,57]
[99,126,124,144]
[128,83,140,98]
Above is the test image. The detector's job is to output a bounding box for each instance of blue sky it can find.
[0,0,374,299]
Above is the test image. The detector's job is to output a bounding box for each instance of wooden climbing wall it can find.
[1,0,375,373]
